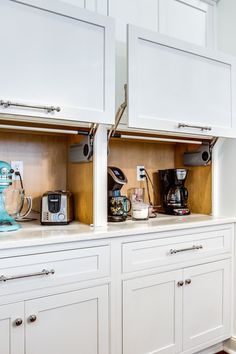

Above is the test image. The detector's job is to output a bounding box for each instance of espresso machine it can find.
[158,169,190,216]
[108,166,130,222]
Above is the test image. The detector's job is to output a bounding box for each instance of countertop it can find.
[0,214,235,250]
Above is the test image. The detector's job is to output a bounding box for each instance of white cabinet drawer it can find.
[0,246,110,296]
[122,228,231,273]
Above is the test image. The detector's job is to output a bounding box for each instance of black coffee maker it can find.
[108,166,130,222]
[159,169,190,216]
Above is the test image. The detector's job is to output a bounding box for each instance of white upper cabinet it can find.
[0,0,115,125]
[108,0,215,46]
[158,0,215,48]
[127,25,236,137]
[63,0,108,15]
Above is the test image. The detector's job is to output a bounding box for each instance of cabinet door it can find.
[0,302,24,354]
[158,0,215,48]
[128,25,236,137]
[0,0,115,125]
[183,259,231,350]
[63,0,108,15]
[25,285,109,354]
[123,270,183,354]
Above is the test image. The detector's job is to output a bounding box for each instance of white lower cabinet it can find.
[123,270,183,354]
[0,285,109,354]
[0,302,24,354]
[0,225,233,354]
[25,285,109,354]
[123,259,231,354]
[183,260,231,350]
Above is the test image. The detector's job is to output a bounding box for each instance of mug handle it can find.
[125,197,132,213]
[17,196,32,219]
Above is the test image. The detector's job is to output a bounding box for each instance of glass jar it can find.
[132,202,149,221]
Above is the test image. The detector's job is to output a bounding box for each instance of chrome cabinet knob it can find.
[177,281,184,287]
[15,318,23,326]
[185,279,192,285]
[28,315,37,323]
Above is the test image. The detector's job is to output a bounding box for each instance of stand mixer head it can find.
[0,161,20,232]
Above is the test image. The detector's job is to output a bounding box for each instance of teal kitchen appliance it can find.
[0,161,20,232]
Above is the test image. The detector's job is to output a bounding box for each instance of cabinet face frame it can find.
[127,24,236,138]
[0,0,115,125]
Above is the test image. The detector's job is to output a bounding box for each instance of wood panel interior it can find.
[0,130,211,226]
[0,131,68,213]
[108,138,212,215]
[67,135,93,225]
[0,130,93,225]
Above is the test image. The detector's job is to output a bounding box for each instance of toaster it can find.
[41,191,73,225]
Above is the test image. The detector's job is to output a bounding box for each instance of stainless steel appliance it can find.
[41,190,73,225]
[159,169,190,216]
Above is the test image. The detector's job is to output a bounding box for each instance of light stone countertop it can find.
[0,214,235,250]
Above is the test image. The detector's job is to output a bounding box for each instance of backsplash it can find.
[0,131,67,211]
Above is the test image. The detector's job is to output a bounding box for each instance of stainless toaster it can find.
[41,190,73,225]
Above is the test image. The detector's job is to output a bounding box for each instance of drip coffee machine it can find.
[0,161,20,232]
[159,168,190,216]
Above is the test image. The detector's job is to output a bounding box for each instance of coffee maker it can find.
[158,169,190,216]
[108,166,130,222]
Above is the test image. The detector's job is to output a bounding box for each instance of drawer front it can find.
[123,228,232,273]
[0,246,110,296]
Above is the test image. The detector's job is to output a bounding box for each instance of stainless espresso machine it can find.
[158,168,190,216]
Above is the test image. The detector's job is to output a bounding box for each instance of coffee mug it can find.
[4,188,32,220]
[108,196,131,218]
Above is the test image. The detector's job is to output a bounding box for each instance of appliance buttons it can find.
[58,213,65,221]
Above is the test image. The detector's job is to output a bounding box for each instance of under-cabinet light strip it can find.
[0,124,79,135]
[119,134,203,145]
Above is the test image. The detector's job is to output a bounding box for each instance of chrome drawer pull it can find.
[178,123,212,131]
[0,269,55,282]
[169,245,203,255]
[0,100,61,113]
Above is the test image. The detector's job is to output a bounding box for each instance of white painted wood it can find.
[183,259,231,350]
[25,285,109,354]
[158,0,215,48]
[122,227,232,273]
[62,0,85,7]
[96,0,108,15]
[0,0,115,125]
[123,270,183,354]
[108,0,159,42]
[128,25,236,137]
[0,302,24,354]
[93,125,108,227]
[0,246,110,297]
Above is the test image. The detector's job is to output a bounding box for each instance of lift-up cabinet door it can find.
[0,0,115,125]
[127,25,236,138]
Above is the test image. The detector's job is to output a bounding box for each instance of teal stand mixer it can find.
[0,161,20,232]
